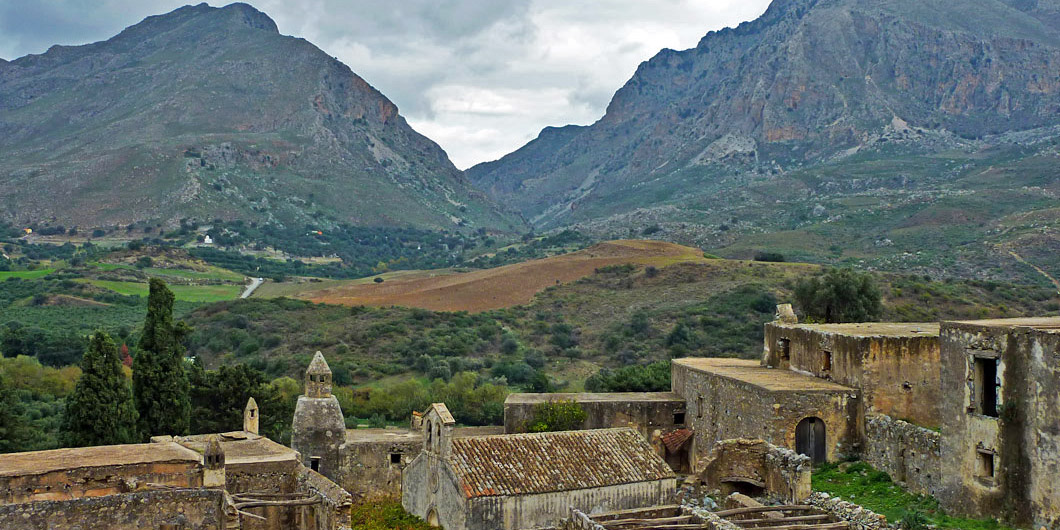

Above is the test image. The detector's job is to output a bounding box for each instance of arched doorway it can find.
[426,508,440,527]
[795,417,827,463]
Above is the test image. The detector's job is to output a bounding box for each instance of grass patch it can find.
[812,462,1015,530]
[0,269,55,280]
[84,280,241,302]
[350,501,433,530]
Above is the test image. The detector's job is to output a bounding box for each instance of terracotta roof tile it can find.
[449,428,674,498]
[661,429,693,453]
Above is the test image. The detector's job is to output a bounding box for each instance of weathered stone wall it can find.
[468,479,677,530]
[863,414,940,496]
[0,488,227,530]
[298,466,353,530]
[0,460,202,504]
[938,320,1060,530]
[340,434,422,501]
[689,439,811,503]
[672,362,861,466]
[402,453,468,530]
[764,323,940,428]
[226,459,300,494]
[807,491,889,530]
[504,393,686,439]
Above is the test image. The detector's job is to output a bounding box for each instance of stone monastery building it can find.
[0,313,1058,530]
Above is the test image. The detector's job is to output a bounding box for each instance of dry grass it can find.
[290,240,708,312]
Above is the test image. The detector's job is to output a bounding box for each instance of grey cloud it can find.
[0,0,771,167]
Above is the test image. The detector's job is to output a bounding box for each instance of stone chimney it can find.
[203,435,226,487]
[305,351,332,398]
[244,397,259,435]
[775,304,798,324]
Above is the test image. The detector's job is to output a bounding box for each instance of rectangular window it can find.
[977,449,995,479]
[310,457,321,472]
[822,350,833,373]
[780,339,791,361]
[673,412,686,425]
[974,357,999,417]
[390,453,402,465]
[697,395,704,418]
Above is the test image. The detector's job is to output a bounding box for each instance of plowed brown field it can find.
[297,240,707,312]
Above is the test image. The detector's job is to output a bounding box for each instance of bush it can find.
[753,251,786,262]
[795,268,882,323]
[526,400,586,433]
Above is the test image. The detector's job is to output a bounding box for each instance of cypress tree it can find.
[62,331,139,446]
[133,279,191,438]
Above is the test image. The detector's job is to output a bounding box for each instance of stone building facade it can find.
[0,398,351,530]
[938,317,1060,530]
[402,403,677,530]
[503,392,687,438]
[672,357,861,466]
[763,322,941,428]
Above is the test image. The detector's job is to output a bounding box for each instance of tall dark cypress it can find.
[63,331,139,446]
[133,279,191,438]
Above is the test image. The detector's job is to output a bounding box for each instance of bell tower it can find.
[291,352,346,479]
[244,397,259,435]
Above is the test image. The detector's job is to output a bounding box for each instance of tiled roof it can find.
[661,429,693,453]
[449,428,674,498]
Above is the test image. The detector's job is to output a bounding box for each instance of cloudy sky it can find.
[0,0,771,168]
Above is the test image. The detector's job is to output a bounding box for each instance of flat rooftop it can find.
[772,322,939,338]
[0,442,201,478]
[674,358,855,393]
[164,431,298,465]
[505,392,683,404]
[947,317,1060,333]
[346,425,504,443]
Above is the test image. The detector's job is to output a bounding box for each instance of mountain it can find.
[0,3,522,232]
[469,0,1060,284]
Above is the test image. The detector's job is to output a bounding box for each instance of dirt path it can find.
[1008,251,1060,293]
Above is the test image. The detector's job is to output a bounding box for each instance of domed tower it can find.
[291,352,346,479]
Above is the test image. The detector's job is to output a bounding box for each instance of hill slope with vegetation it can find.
[0,3,519,232]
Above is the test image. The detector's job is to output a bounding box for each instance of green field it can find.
[0,269,55,280]
[83,280,242,302]
[91,262,245,281]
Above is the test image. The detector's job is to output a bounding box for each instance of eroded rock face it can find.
[468,0,1060,228]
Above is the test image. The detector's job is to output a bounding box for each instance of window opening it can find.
[390,453,402,465]
[780,339,791,361]
[822,350,832,372]
[673,412,686,425]
[310,457,320,472]
[974,357,999,417]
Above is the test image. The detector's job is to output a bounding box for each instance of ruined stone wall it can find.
[764,324,940,428]
[863,414,940,496]
[938,322,1060,530]
[672,364,861,467]
[468,479,677,530]
[807,492,889,530]
[226,459,300,494]
[339,436,422,501]
[504,393,686,439]
[0,460,202,504]
[690,439,811,504]
[0,488,227,530]
[298,466,353,530]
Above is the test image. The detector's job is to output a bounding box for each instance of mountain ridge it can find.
[467,0,1060,283]
[0,2,522,232]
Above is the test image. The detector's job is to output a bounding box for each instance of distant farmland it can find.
[269,240,710,312]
